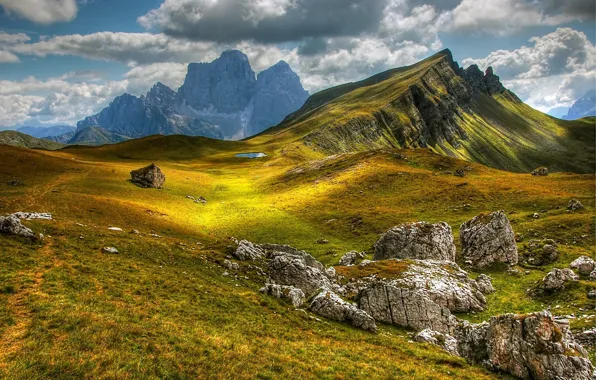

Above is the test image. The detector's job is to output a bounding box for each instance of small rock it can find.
[223,259,239,271]
[567,199,584,211]
[315,238,330,244]
[570,256,596,276]
[476,274,495,294]
[454,169,466,177]
[309,290,377,332]
[325,267,336,279]
[338,251,364,266]
[108,227,123,232]
[531,213,540,219]
[102,247,119,254]
[539,268,579,293]
[531,167,549,176]
[130,229,140,234]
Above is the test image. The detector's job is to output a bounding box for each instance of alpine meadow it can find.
[0,1,595,379]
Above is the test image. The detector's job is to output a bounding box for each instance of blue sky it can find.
[0,0,594,127]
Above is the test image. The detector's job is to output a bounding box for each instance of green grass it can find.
[0,131,65,150]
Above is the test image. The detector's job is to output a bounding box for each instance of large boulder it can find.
[458,311,594,380]
[460,211,518,268]
[268,251,331,298]
[358,282,458,334]
[540,268,579,293]
[570,256,596,276]
[0,214,35,238]
[233,240,266,261]
[309,290,377,332]
[130,163,165,188]
[373,222,456,261]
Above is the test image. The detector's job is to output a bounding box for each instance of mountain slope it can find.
[16,125,75,139]
[68,126,131,146]
[253,49,595,173]
[0,131,65,150]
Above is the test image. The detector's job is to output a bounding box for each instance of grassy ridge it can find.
[0,143,593,377]
[0,131,65,151]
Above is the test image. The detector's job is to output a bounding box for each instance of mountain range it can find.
[72,50,309,144]
[563,90,596,120]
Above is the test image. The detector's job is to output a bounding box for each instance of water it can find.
[235,152,267,158]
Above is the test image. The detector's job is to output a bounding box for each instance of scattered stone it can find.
[531,212,540,219]
[130,163,165,189]
[233,240,266,261]
[315,238,329,244]
[460,211,518,268]
[414,329,459,356]
[102,247,119,254]
[568,199,585,211]
[507,267,521,276]
[196,196,207,204]
[539,268,579,293]
[454,169,466,177]
[309,290,377,332]
[570,256,596,276]
[108,227,123,232]
[130,229,140,234]
[150,233,162,238]
[12,212,52,220]
[338,251,364,266]
[475,274,495,294]
[587,289,596,299]
[260,283,306,307]
[0,214,34,238]
[531,167,549,176]
[373,222,456,261]
[573,328,596,348]
[521,239,559,266]
[223,259,239,271]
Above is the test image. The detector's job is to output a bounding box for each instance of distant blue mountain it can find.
[16,125,75,138]
[563,90,596,120]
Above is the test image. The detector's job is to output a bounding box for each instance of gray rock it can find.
[309,290,377,332]
[570,256,596,276]
[358,282,458,334]
[259,243,324,270]
[460,211,518,268]
[522,239,559,266]
[130,163,165,189]
[531,167,549,176]
[233,240,266,261]
[476,274,495,294]
[0,214,35,238]
[588,289,596,298]
[324,267,336,279]
[12,212,52,220]
[591,270,596,280]
[568,199,585,211]
[540,268,579,292]
[260,283,306,308]
[268,251,331,298]
[373,222,456,261]
[573,328,596,348]
[414,329,459,356]
[338,251,364,266]
[223,259,239,271]
[458,310,594,380]
[102,247,119,254]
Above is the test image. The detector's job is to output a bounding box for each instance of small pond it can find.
[235,152,268,158]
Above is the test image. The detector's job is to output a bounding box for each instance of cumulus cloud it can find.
[124,62,188,93]
[138,0,387,43]
[0,0,77,24]
[0,32,30,62]
[463,28,596,111]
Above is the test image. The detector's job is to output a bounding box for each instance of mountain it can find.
[256,49,594,173]
[44,131,76,144]
[145,82,177,108]
[546,106,569,119]
[563,90,596,120]
[175,50,309,139]
[0,130,65,150]
[68,126,130,146]
[16,125,75,139]
[77,92,224,140]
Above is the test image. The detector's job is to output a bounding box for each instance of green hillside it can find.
[0,131,65,150]
[68,126,130,146]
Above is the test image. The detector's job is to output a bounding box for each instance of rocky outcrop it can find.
[309,290,377,332]
[373,222,456,261]
[260,283,306,308]
[570,256,595,276]
[460,211,518,268]
[521,239,559,266]
[0,214,35,238]
[531,167,549,176]
[358,283,458,334]
[483,67,506,95]
[130,164,165,189]
[475,274,495,294]
[233,240,266,261]
[414,329,459,356]
[338,251,364,266]
[539,268,579,293]
[268,250,331,298]
[457,311,594,380]
[568,199,585,211]
[259,243,324,270]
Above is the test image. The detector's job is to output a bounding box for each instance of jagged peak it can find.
[219,49,249,62]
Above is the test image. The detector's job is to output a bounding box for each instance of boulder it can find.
[260,283,306,308]
[338,251,364,266]
[460,211,518,268]
[358,282,458,334]
[233,240,266,261]
[414,329,459,356]
[540,268,579,292]
[130,163,165,188]
[521,239,559,266]
[531,167,549,176]
[0,214,35,238]
[309,290,377,332]
[463,311,593,380]
[268,251,331,298]
[570,256,596,276]
[475,274,495,294]
[101,247,119,254]
[568,199,585,211]
[373,222,456,261]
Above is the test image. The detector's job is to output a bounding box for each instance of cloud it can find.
[463,28,596,111]
[0,0,77,24]
[0,50,19,62]
[124,62,188,93]
[138,0,388,43]
[0,32,30,62]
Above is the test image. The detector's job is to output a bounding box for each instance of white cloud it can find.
[125,62,188,93]
[0,50,19,62]
[0,0,77,24]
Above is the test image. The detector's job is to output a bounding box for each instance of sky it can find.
[0,0,594,128]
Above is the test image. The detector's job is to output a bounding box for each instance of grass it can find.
[0,140,593,378]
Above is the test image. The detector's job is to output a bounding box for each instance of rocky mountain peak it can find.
[146,82,176,107]
[461,64,506,95]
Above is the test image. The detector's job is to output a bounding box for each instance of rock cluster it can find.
[373,222,456,261]
[570,256,595,276]
[130,164,165,188]
[460,211,517,268]
[12,212,52,220]
[521,239,559,266]
[568,199,584,211]
[539,268,579,293]
[268,251,331,298]
[531,167,549,176]
[233,240,266,261]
